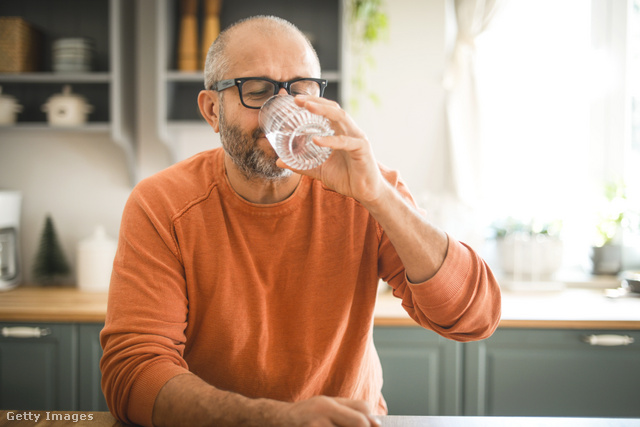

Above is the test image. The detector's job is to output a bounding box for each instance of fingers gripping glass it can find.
[213,77,328,109]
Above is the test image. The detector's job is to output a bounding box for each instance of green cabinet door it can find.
[78,323,108,411]
[373,326,462,416]
[464,328,640,417]
[0,322,77,410]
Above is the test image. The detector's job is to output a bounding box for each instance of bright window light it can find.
[474,0,634,269]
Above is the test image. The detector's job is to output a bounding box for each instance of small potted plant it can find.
[591,180,626,275]
[491,217,563,281]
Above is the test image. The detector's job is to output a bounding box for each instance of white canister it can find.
[41,85,93,127]
[77,226,117,292]
[0,86,23,125]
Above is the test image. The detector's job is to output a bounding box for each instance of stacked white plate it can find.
[52,38,94,72]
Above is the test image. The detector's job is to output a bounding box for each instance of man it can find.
[100,15,501,427]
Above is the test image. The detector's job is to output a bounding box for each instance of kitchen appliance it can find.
[0,191,22,290]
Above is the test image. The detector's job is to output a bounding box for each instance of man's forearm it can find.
[152,373,379,427]
[152,373,284,427]
[362,181,448,284]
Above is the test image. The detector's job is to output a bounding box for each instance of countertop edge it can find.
[2,287,640,330]
[374,317,640,330]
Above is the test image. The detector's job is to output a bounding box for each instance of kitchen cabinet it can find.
[78,324,109,412]
[0,0,136,183]
[0,321,106,411]
[0,322,75,410]
[3,288,640,416]
[463,328,640,417]
[373,326,463,416]
[155,0,344,161]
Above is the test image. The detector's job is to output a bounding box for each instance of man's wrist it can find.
[358,179,395,215]
[247,397,289,427]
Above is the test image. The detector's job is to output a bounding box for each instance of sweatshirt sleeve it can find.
[384,235,502,342]
[375,166,501,342]
[100,186,191,426]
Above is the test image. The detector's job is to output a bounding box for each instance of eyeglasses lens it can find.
[241,80,275,108]
[290,80,321,97]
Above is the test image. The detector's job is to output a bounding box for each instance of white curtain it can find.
[443,0,502,207]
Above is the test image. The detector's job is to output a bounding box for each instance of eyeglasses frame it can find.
[212,77,328,109]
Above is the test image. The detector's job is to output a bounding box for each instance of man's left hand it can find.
[276,95,387,205]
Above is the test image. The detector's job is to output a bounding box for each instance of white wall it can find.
[0,132,131,284]
[349,0,451,200]
[0,0,451,284]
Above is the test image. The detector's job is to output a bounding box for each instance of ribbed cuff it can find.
[128,361,190,427]
[406,235,473,309]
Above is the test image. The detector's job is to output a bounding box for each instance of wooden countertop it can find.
[0,287,107,323]
[1,285,640,330]
[0,411,638,427]
[375,286,640,329]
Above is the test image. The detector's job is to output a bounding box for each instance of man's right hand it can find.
[153,373,381,427]
[277,396,381,427]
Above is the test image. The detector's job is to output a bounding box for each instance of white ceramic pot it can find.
[41,85,93,127]
[0,86,23,125]
[496,234,563,279]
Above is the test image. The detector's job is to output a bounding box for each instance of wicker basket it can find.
[0,17,41,73]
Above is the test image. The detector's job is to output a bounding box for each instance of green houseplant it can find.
[347,0,389,112]
[591,180,627,275]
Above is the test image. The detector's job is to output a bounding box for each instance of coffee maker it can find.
[0,191,22,290]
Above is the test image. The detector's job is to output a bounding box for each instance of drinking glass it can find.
[259,95,333,170]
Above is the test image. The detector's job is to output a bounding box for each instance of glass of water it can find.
[259,95,333,170]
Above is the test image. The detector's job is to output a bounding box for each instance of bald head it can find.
[204,16,321,90]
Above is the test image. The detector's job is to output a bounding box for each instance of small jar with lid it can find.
[0,86,23,125]
[41,85,94,127]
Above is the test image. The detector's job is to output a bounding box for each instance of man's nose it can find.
[277,87,289,96]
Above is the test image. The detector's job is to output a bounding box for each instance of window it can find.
[475,0,638,270]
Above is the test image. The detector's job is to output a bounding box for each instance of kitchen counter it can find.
[0,287,107,322]
[0,411,639,427]
[375,286,640,329]
[1,285,640,329]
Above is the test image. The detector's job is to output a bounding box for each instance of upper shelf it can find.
[163,70,342,83]
[0,72,112,83]
[155,0,343,162]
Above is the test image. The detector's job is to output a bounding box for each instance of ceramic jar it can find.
[0,86,23,125]
[41,85,93,126]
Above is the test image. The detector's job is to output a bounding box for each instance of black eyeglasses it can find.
[212,77,328,109]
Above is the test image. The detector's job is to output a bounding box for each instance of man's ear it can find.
[198,90,220,132]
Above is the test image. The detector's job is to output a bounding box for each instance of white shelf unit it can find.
[0,0,136,184]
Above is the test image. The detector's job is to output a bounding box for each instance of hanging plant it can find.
[348,0,389,112]
[593,179,627,247]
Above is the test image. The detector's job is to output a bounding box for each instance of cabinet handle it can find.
[582,334,634,346]
[1,326,51,338]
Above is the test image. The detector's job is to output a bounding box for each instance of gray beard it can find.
[218,100,292,182]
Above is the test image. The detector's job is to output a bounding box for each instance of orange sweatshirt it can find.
[100,148,501,426]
